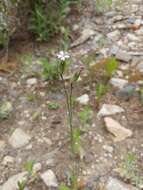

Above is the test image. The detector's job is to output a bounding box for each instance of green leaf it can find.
[58,184,71,190]
[72,128,81,155]
[59,60,66,75]
[70,173,78,190]
[96,83,107,101]
[71,68,82,83]
[40,58,59,80]
[78,106,92,125]
[105,57,118,77]
[47,102,60,110]
[24,160,35,175]
[17,180,26,190]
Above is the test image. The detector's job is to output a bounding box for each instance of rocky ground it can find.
[0,0,143,190]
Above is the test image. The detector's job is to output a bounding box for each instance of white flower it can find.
[57,51,70,61]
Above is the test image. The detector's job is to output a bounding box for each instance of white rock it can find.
[107,30,121,41]
[1,172,27,190]
[9,128,31,148]
[135,19,142,27]
[106,177,139,190]
[97,104,124,117]
[26,78,37,85]
[25,144,32,150]
[40,170,58,187]
[120,64,129,70]
[76,94,89,105]
[2,156,14,165]
[103,145,114,153]
[104,117,132,142]
[46,159,55,167]
[110,78,128,89]
[33,163,42,173]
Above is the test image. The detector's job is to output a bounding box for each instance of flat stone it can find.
[40,170,58,187]
[104,117,132,142]
[97,104,124,117]
[106,177,139,190]
[76,94,89,105]
[1,172,27,190]
[110,78,128,89]
[9,128,31,148]
[116,84,136,100]
[107,30,121,41]
[116,50,132,62]
[71,28,95,47]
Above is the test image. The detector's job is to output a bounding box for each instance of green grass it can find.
[47,102,60,110]
[78,106,93,126]
[116,153,143,188]
[95,83,107,102]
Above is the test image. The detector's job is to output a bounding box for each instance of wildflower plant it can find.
[18,160,35,190]
[78,106,93,128]
[95,83,107,102]
[56,50,83,156]
[116,153,143,188]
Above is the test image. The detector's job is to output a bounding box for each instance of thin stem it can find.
[60,74,73,147]
[69,82,73,147]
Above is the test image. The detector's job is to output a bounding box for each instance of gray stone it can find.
[1,172,27,190]
[40,170,58,187]
[106,177,139,190]
[116,50,132,62]
[107,30,121,41]
[9,128,31,148]
[92,33,104,48]
[97,104,124,117]
[110,45,119,55]
[109,78,128,89]
[116,84,136,99]
[71,28,95,47]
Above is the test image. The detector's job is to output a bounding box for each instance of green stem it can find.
[69,82,73,148]
[60,74,73,148]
